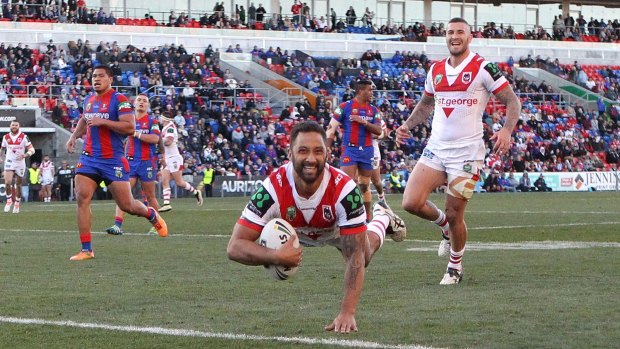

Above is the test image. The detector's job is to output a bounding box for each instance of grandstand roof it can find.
[440,0,620,8]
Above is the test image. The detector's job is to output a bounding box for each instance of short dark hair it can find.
[93,65,114,77]
[355,79,373,94]
[448,17,471,31]
[290,121,326,147]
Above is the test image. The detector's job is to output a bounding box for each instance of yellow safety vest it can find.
[390,173,401,187]
[29,168,41,185]
[202,168,214,185]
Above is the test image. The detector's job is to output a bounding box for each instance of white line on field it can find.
[407,241,620,252]
[2,221,619,237]
[0,316,443,349]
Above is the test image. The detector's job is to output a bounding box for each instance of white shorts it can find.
[4,159,26,177]
[417,144,483,199]
[41,176,54,186]
[372,142,381,170]
[165,154,183,173]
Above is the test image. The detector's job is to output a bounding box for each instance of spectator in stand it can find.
[483,170,502,192]
[534,174,552,192]
[255,3,265,23]
[517,171,534,192]
[345,6,356,26]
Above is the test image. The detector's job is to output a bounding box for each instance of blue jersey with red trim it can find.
[126,113,160,160]
[332,99,381,147]
[81,89,133,159]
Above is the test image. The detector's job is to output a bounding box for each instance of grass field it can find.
[1,192,619,349]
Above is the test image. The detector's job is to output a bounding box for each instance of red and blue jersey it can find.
[81,89,133,159]
[332,99,382,147]
[126,114,160,160]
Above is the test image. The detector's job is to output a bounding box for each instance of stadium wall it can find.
[2,22,620,65]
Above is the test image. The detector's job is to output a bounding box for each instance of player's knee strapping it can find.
[447,176,477,200]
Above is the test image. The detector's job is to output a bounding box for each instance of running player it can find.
[396,18,520,284]
[228,121,406,333]
[1,120,35,213]
[326,80,383,221]
[370,117,388,205]
[158,112,202,212]
[105,93,162,235]
[66,65,168,261]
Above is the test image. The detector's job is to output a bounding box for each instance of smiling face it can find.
[445,21,472,59]
[289,131,326,185]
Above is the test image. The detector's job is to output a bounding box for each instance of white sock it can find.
[367,213,390,247]
[447,248,464,272]
[433,209,450,237]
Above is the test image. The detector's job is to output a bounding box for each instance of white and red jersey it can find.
[238,163,367,247]
[161,121,180,157]
[425,52,509,158]
[40,160,55,180]
[2,132,32,165]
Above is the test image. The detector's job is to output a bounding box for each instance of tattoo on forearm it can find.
[341,235,364,289]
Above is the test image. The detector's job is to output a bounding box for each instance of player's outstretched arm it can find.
[325,232,365,333]
[227,223,301,268]
[396,93,434,144]
[490,86,521,155]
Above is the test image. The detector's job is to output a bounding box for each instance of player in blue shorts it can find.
[66,65,168,261]
[327,80,384,220]
[105,93,162,236]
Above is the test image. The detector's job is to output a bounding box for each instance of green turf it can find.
[1,192,619,349]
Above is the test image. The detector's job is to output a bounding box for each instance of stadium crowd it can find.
[0,12,619,195]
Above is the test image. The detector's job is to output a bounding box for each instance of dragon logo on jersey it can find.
[286,206,296,221]
[247,186,274,218]
[322,205,334,222]
[462,72,472,84]
[341,187,364,221]
[434,73,443,86]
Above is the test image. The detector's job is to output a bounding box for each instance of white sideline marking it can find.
[407,241,620,252]
[0,316,442,349]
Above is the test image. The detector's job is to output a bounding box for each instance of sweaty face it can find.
[446,22,472,57]
[290,132,327,185]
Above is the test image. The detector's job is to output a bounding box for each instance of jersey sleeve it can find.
[237,179,279,233]
[23,135,32,147]
[332,102,347,123]
[163,124,175,140]
[1,136,6,149]
[424,63,436,96]
[150,117,161,136]
[481,61,509,95]
[116,94,134,118]
[335,180,367,235]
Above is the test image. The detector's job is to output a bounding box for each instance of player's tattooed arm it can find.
[494,86,521,133]
[339,233,365,316]
[403,93,434,130]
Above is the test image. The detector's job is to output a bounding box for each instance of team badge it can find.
[322,205,334,222]
[463,163,472,173]
[434,74,443,86]
[286,206,296,221]
[115,169,123,178]
[85,103,92,112]
[462,72,472,84]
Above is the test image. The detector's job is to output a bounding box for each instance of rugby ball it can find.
[258,218,300,280]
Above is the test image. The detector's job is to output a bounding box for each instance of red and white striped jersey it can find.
[238,163,367,247]
[2,132,31,163]
[425,52,509,150]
